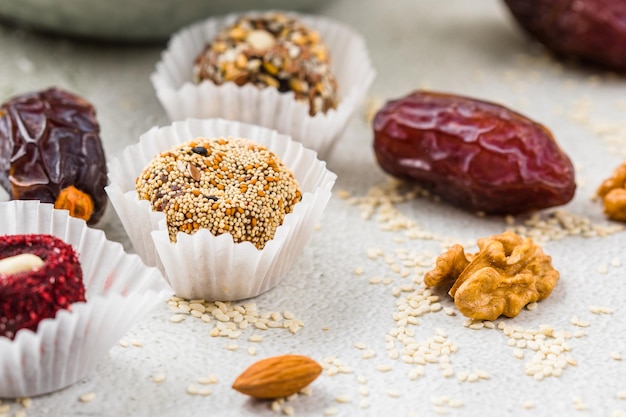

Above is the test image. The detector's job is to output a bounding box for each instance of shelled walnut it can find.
[425,231,559,321]
[597,162,626,222]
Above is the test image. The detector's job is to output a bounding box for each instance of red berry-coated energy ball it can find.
[0,234,85,340]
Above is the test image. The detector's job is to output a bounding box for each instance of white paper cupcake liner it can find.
[151,11,375,159]
[106,118,336,301]
[0,201,169,398]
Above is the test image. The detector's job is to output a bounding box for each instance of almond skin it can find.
[232,354,322,399]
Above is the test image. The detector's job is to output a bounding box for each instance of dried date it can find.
[0,88,107,224]
[373,91,576,214]
[504,0,626,72]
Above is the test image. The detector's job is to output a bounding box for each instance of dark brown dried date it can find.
[0,88,107,224]
[504,0,626,72]
[373,91,576,214]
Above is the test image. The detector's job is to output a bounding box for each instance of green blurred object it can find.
[0,0,332,42]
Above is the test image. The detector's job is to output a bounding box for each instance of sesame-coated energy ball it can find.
[193,12,338,116]
[136,137,302,249]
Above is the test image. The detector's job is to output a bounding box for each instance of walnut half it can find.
[597,162,626,221]
[424,231,559,321]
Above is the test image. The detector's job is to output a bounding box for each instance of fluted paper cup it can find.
[0,201,169,398]
[106,118,336,301]
[151,11,375,159]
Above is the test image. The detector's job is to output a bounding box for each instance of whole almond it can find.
[232,354,322,399]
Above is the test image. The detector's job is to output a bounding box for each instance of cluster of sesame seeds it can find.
[0,398,31,417]
[269,388,311,416]
[501,323,576,380]
[167,296,304,338]
[136,137,301,249]
[505,209,624,243]
[193,12,337,116]
[341,179,441,239]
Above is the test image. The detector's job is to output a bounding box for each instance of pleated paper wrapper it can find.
[106,118,336,301]
[150,11,375,159]
[0,201,169,398]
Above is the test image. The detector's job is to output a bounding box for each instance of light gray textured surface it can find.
[2,1,626,416]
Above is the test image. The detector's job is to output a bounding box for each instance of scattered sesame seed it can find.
[335,395,352,404]
[283,405,295,416]
[522,400,535,409]
[599,265,609,275]
[323,407,338,416]
[170,314,185,323]
[377,364,393,372]
[618,391,626,400]
[449,399,463,408]
[359,398,371,409]
[386,389,400,398]
[226,344,239,351]
[611,352,623,361]
[118,340,129,348]
[153,374,166,383]
[78,392,96,403]
[131,339,143,347]
[186,384,199,395]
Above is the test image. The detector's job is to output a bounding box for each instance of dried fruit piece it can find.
[373,91,576,214]
[232,354,322,399]
[503,0,626,71]
[425,231,559,321]
[0,88,107,224]
[597,161,626,221]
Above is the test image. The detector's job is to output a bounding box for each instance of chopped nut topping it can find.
[193,12,338,116]
[598,161,626,221]
[425,231,559,320]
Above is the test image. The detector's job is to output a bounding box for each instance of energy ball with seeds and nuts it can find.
[136,137,302,249]
[193,12,338,116]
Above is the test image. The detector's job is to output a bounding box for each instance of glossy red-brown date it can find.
[0,88,107,224]
[504,0,626,72]
[373,91,576,214]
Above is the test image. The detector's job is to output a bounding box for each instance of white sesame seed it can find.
[449,399,463,408]
[527,302,538,311]
[226,344,239,351]
[469,322,484,330]
[358,386,369,397]
[357,375,368,384]
[617,391,626,400]
[611,352,623,361]
[522,400,535,409]
[359,398,371,409]
[79,392,96,403]
[118,340,129,348]
[599,265,609,275]
[153,374,166,383]
[271,401,282,412]
[387,389,400,398]
[186,384,199,395]
[335,395,352,404]
[377,364,393,372]
[283,405,294,416]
